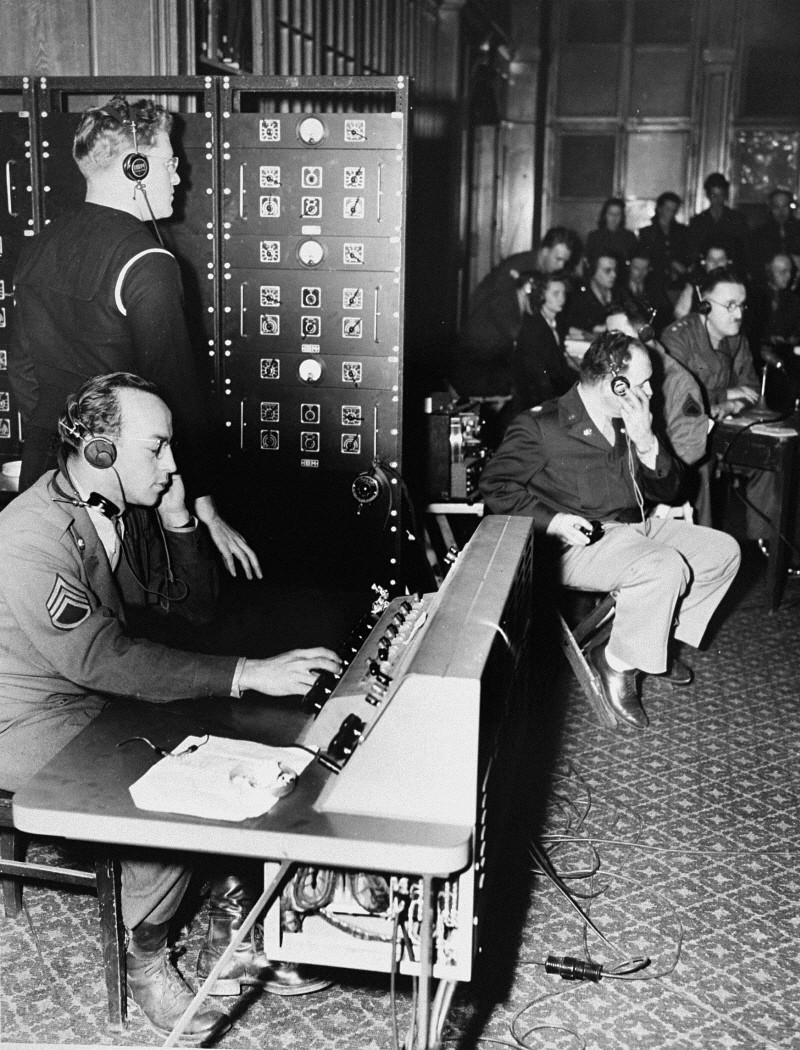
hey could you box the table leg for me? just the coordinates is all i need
[415,874,435,1049]
[163,859,292,1048]
[769,444,796,612]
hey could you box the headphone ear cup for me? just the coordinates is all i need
[83,437,117,470]
[122,152,149,182]
[697,299,712,316]
[611,375,630,396]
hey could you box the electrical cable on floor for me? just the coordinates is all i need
[491,763,688,1048]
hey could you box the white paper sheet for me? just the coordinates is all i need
[129,735,316,821]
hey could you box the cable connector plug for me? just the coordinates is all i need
[545,955,603,982]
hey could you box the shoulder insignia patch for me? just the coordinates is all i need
[682,394,703,417]
[47,574,91,631]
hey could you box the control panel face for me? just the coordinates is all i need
[219,112,405,475]
[0,108,34,454]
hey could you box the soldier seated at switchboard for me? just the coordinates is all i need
[0,372,342,1044]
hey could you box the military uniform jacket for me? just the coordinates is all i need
[648,342,709,466]
[0,471,238,740]
[660,312,759,408]
[479,385,680,530]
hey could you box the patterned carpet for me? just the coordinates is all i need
[2,548,800,1049]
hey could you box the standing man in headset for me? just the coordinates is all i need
[8,95,261,580]
[0,372,342,1044]
[479,331,741,730]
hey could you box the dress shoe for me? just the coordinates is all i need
[260,960,334,996]
[588,644,648,729]
[127,922,229,1046]
[197,874,333,997]
[651,655,694,687]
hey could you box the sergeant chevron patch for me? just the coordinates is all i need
[47,574,91,630]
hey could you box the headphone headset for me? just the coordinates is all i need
[697,297,712,316]
[97,97,166,248]
[122,148,150,183]
[61,401,118,469]
[100,98,150,183]
[635,306,658,345]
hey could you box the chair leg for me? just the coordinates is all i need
[0,827,23,917]
[558,611,618,729]
[94,857,127,1029]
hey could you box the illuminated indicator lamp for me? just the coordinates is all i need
[298,358,324,384]
[297,239,325,267]
[297,116,326,145]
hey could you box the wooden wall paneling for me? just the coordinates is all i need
[0,0,184,79]
[0,0,92,76]
[498,122,536,259]
[695,48,736,210]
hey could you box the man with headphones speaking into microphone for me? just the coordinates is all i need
[0,373,342,1043]
[480,331,741,730]
[9,95,261,581]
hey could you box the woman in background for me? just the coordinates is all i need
[586,197,638,267]
[511,270,576,414]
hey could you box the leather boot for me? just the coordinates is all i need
[197,874,333,997]
[126,921,229,1046]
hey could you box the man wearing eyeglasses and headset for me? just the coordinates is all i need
[9,94,262,583]
[0,373,343,1044]
[661,266,759,421]
[661,266,776,542]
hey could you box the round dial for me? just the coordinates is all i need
[298,358,324,384]
[297,239,325,267]
[297,116,326,145]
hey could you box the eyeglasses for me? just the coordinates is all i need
[148,152,179,174]
[704,297,747,314]
[118,437,176,459]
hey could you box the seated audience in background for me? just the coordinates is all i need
[622,247,673,334]
[661,267,774,542]
[564,253,618,337]
[0,372,342,1044]
[747,250,800,352]
[450,270,535,400]
[450,227,582,400]
[673,243,731,320]
[605,294,711,523]
[511,270,575,415]
[749,187,800,277]
[479,331,740,730]
[586,197,639,268]
[638,192,692,310]
[688,173,749,277]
